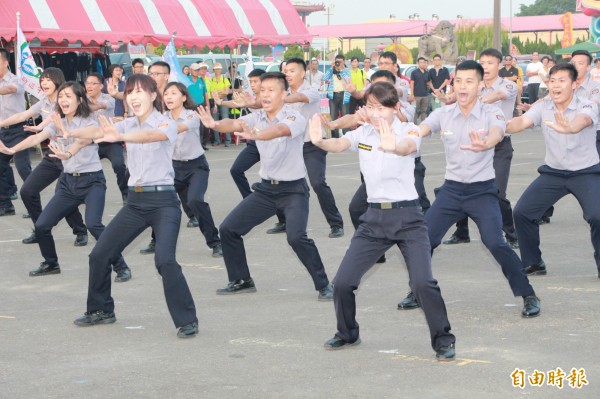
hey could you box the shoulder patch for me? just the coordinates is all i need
[506,84,514,90]
[187,114,194,120]
[496,114,505,121]
[592,89,599,95]
[583,104,593,109]
[358,143,372,151]
[407,130,420,137]
[286,116,296,121]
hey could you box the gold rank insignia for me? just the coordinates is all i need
[506,84,513,90]
[158,122,170,128]
[358,143,372,151]
[496,114,505,121]
[408,130,419,137]
[286,116,296,121]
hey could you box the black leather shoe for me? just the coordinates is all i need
[397,291,420,310]
[328,226,344,238]
[177,322,198,338]
[436,343,456,361]
[22,213,31,219]
[74,234,88,247]
[186,216,199,228]
[0,207,15,217]
[266,222,286,234]
[508,238,519,249]
[114,267,132,283]
[537,216,551,225]
[9,192,18,200]
[74,310,116,326]
[318,283,334,301]
[376,254,386,264]
[140,239,156,254]
[29,262,60,277]
[443,234,470,245]
[522,295,540,318]
[216,278,257,295]
[324,336,361,350]
[212,243,223,257]
[22,231,38,244]
[524,260,546,276]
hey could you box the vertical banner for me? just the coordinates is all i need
[15,26,43,99]
[561,12,574,48]
[161,37,191,86]
[244,39,254,79]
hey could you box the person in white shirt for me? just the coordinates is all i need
[525,52,544,103]
[305,58,324,90]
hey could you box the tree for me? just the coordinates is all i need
[455,23,508,57]
[344,47,366,61]
[283,44,304,60]
[516,0,576,16]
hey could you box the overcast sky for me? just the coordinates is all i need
[304,0,539,26]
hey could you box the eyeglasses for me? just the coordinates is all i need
[378,61,394,66]
[85,82,102,86]
[148,72,168,77]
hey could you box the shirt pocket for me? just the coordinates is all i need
[142,141,162,152]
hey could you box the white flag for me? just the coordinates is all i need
[16,26,43,100]
[244,40,254,79]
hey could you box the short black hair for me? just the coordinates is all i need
[480,48,503,62]
[107,64,123,77]
[455,60,484,80]
[433,54,442,59]
[248,68,266,78]
[417,57,427,63]
[260,72,289,91]
[286,57,306,71]
[350,56,359,62]
[571,49,593,65]
[364,81,399,108]
[40,67,65,90]
[149,61,170,74]
[380,51,397,63]
[86,72,104,84]
[131,58,144,67]
[370,69,396,84]
[595,58,600,64]
[56,82,91,118]
[541,55,550,63]
[164,82,196,110]
[335,54,345,60]
[549,62,578,82]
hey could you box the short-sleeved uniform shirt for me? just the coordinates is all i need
[481,77,518,120]
[114,109,178,186]
[423,101,506,183]
[574,77,600,129]
[523,96,599,171]
[286,81,320,142]
[102,79,126,117]
[410,68,431,97]
[167,108,203,161]
[45,116,101,173]
[343,118,421,203]
[238,107,307,181]
[28,95,56,121]
[90,93,116,119]
[0,72,25,120]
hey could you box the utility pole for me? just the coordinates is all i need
[493,0,502,50]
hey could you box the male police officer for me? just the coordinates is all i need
[197,72,334,301]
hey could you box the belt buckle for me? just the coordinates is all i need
[134,186,143,193]
[72,172,81,177]
[270,180,279,185]
[380,202,392,209]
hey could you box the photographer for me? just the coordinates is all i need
[323,54,351,137]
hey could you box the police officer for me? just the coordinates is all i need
[72,74,198,338]
[0,67,88,245]
[507,63,600,278]
[163,81,223,257]
[266,58,344,238]
[396,61,540,318]
[196,72,334,301]
[443,49,519,249]
[0,48,31,216]
[309,82,456,360]
[86,73,129,203]
[0,82,130,281]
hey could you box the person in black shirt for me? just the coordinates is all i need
[427,54,450,113]
[409,57,431,124]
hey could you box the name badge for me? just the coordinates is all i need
[358,143,372,151]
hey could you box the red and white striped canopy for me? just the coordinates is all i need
[0,0,311,48]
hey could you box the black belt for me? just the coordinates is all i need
[368,200,420,209]
[261,178,303,185]
[1,122,26,131]
[128,185,175,192]
[65,171,103,177]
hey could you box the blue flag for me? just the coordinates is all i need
[162,38,192,86]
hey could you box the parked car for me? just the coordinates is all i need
[108,53,161,76]
[177,54,247,72]
[237,61,281,77]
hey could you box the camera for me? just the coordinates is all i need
[335,61,341,67]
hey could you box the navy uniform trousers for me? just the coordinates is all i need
[513,164,600,272]
[348,157,431,230]
[426,179,535,297]
[35,172,127,270]
[452,137,517,241]
[20,155,87,235]
[277,142,344,229]
[87,190,197,327]
[98,142,128,197]
[230,141,259,198]
[173,155,220,248]
[333,204,455,351]
[219,179,330,290]
[0,125,31,208]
